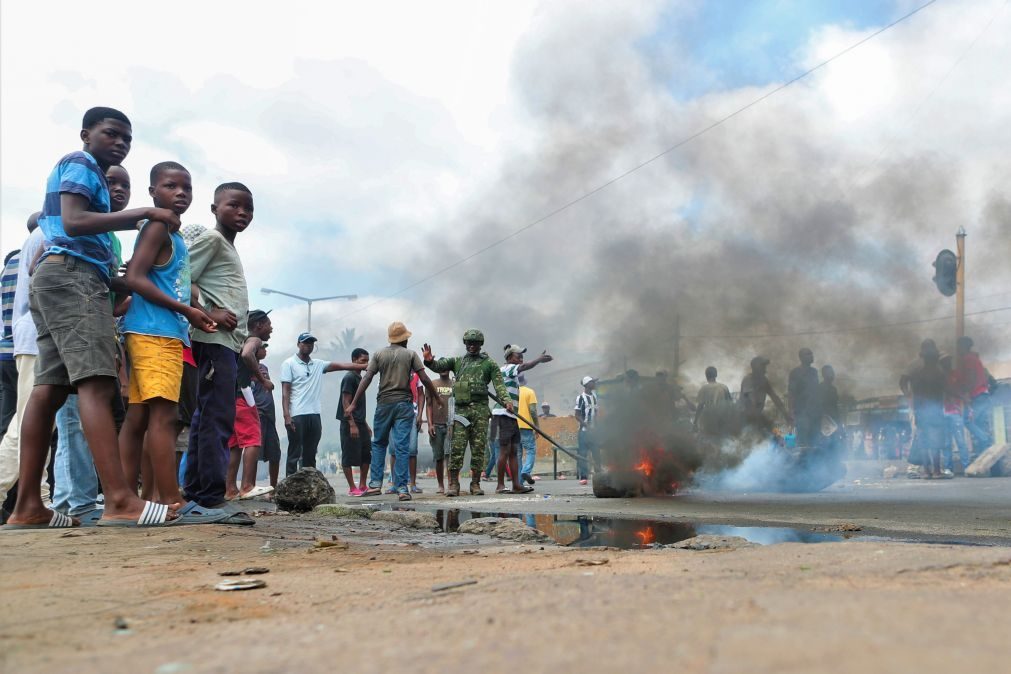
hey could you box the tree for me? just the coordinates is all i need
[325,327,365,358]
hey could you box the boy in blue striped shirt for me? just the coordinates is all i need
[6,108,184,529]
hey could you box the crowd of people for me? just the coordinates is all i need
[0,107,999,529]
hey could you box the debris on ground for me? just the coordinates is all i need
[456,517,553,543]
[667,535,756,551]
[573,558,610,566]
[431,579,478,592]
[370,510,440,530]
[214,579,267,592]
[882,465,899,479]
[274,468,336,513]
[312,536,349,550]
[814,523,863,532]
[313,504,376,518]
[965,444,1011,477]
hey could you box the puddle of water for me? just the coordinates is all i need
[393,508,849,548]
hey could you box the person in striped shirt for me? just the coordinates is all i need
[575,376,600,485]
[0,245,22,439]
[491,344,552,494]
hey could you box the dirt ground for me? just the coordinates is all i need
[3,505,1011,674]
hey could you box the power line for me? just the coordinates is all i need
[316,0,941,327]
[682,305,1011,340]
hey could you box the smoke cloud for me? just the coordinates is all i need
[421,0,1010,410]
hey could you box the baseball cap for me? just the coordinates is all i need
[581,376,595,386]
[247,309,271,324]
[504,344,527,357]
[297,331,317,344]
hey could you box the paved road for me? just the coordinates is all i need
[324,464,1011,544]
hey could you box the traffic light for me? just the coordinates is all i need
[933,249,957,297]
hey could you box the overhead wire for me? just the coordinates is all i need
[682,305,1011,340]
[313,0,943,329]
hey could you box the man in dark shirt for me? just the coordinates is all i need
[426,371,453,494]
[788,348,821,447]
[252,343,281,489]
[901,340,947,478]
[339,348,371,495]
[818,365,841,457]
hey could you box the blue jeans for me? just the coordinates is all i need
[965,393,992,450]
[409,414,419,458]
[485,442,498,478]
[369,401,413,493]
[577,430,600,480]
[520,428,537,477]
[945,413,970,471]
[52,395,100,515]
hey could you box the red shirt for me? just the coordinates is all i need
[943,371,963,416]
[958,352,988,398]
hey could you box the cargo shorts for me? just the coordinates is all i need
[30,255,118,387]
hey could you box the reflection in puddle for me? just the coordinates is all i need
[424,509,846,549]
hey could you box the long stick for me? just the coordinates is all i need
[488,393,582,462]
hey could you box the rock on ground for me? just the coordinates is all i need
[274,468,336,513]
[312,504,375,519]
[457,517,553,543]
[370,511,440,530]
[667,535,756,550]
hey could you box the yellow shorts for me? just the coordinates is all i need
[125,334,184,404]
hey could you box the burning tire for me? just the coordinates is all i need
[591,470,640,498]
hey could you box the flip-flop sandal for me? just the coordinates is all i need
[411,485,423,494]
[3,509,78,530]
[174,502,233,525]
[222,511,256,526]
[96,501,177,528]
[512,486,534,494]
[495,487,513,494]
[398,492,412,501]
[76,508,105,527]
[360,487,383,497]
[385,488,397,495]
[237,485,274,500]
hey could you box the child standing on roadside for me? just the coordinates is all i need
[6,108,185,529]
[118,162,224,524]
[183,183,254,511]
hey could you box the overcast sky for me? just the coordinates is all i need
[2,0,1010,420]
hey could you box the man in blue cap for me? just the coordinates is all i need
[281,331,366,476]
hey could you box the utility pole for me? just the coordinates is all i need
[955,227,966,341]
[673,313,681,379]
[260,288,357,332]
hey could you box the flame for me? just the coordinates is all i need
[634,526,656,547]
[634,456,655,477]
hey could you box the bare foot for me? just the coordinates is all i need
[7,502,80,527]
[101,495,180,523]
[225,489,240,500]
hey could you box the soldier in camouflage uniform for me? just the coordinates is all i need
[422,330,512,497]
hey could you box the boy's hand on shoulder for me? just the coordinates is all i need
[186,307,218,333]
[207,308,238,330]
[259,377,275,392]
[146,208,182,232]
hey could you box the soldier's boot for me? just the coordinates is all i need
[469,479,484,496]
[446,470,460,497]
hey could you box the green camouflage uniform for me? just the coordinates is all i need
[425,353,510,476]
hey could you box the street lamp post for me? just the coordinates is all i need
[261,288,357,332]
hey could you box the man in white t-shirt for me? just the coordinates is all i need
[491,344,552,494]
[280,332,366,476]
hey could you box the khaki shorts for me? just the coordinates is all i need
[30,255,118,387]
[126,334,184,403]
